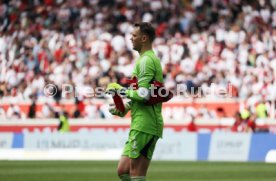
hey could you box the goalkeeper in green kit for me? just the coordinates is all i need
[106,22,169,181]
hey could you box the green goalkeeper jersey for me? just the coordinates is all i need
[126,50,164,138]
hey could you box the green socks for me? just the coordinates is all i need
[119,174,131,181]
[131,176,146,181]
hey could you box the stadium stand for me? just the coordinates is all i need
[0,0,275,132]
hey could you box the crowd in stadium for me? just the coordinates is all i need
[0,0,275,127]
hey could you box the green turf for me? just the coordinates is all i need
[0,161,275,181]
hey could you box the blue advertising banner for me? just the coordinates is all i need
[197,133,211,161]
[248,133,276,161]
[1,131,276,161]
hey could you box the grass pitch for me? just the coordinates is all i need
[0,161,275,181]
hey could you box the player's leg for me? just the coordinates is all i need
[118,140,131,181]
[117,156,131,181]
[130,154,150,179]
[128,130,159,180]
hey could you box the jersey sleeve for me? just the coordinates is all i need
[126,56,155,101]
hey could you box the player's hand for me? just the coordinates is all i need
[108,102,131,117]
[108,103,118,115]
[106,83,123,91]
[108,103,124,116]
[106,83,127,96]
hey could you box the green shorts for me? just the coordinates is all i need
[122,130,159,160]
